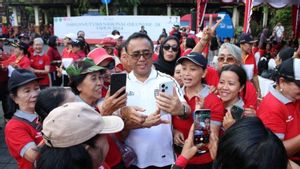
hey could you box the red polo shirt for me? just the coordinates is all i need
[62,47,79,61]
[258,87,300,161]
[30,53,50,86]
[241,81,258,109]
[172,85,224,165]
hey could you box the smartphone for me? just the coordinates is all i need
[158,81,174,115]
[110,73,127,97]
[230,105,244,120]
[193,109,211,154]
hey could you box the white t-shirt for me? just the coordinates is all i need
[125,67,185,168]
[274,25,284,38]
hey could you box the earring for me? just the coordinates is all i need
[280,88,283,92]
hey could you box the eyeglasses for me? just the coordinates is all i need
[217,56,236,63]
[128,50,153,60]
[163,44,179,52]
[103,61,115,70]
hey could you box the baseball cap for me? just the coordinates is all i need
[278,58,300,86]
[177,52,207,69]
[71,39,84,47]
[42,102,124,148]
[87,48,115,65]
[11,41,28,50]
[18,33,30,40]
[66,58,106,77]
[98,37,117,47]
[239,33,256,44]
[8,69,41,91]
[278,47,295,62]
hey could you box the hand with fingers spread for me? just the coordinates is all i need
[121,106,147,125]
[173,129,185,146]
[98,87,127,116]
[156,86,184,115]
[143,108,170,128]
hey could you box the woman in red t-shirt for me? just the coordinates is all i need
[30,37,50,89]
[47,36,62,86]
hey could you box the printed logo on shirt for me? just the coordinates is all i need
[127,91,134,96]
[286,115,294,122]
[38,60,44,64]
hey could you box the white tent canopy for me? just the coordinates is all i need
[243,0,300,8]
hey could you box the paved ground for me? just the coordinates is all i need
[0,102,18,169]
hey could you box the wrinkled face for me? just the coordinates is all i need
[181,60,204,88]
[99,59,115,83]
[240,43,252,54]
[217,71,243,105]
[33,42,43,54]
[13,81,40,112]
[77,71,103,104]
[163,39,179,62]
[87,134,109,169]
[217,48,238,70]
[127,38,153,79]
[280,78,300,102]
[173,64,183,87]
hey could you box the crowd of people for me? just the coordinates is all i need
[0,20,300,169]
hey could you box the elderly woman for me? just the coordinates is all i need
[30,37,50,88]
[154,36,181,76]
[37,102,124,169]
[66,58,127,169]
[216,43,258,110]
[258,58,300,165]
[5,69,42,169]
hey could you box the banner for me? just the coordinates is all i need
[196,0,208,33]
[243,0,253,33]
[54,16,180,43]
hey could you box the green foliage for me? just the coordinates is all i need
[268,6,293,39]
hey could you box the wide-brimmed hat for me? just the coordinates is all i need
[42,102,124,148]
[8,69,41,91]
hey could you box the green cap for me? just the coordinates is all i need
[66,58,106,77]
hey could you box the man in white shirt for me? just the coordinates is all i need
[273,22,284,43]
[121,32,191,169]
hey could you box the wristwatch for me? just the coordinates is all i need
[179,104,188,119]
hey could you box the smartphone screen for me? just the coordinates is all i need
[230,105,244,120]
[110,73,126,97]
[193,109,211,154]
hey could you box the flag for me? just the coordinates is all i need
[292,4,300,39]
[243,0,253,33]
[196,0,208,33]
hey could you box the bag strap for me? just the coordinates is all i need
[12,116,42,132]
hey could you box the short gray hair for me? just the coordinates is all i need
[33,37,44,45]
[218,43,242,64]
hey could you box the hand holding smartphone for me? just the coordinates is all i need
[230,105,244,120]
[158,81,174,115]
[193,109,211,154]
[110,73,127,97]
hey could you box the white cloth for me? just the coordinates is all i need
[125,68,185,168]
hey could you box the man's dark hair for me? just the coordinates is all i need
[124,32,153,53]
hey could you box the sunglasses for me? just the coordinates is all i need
[217,56,236,63]
[103,61,115,70]
[163,44,179,52]
[128,50,153,60]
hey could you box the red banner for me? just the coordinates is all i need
[243,0,253,33]
[292,4,300,39]
[196,0,208,33]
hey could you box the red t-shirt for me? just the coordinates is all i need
[205,66,219,88]
[30,54,50,86]
[241,81,258,109]
[47,46,61,72]
[242,53,258,77]
[258,88,300,161]
[62,47,79,61]
[1,55,31,69]
[5,119,43,169]
[172,86,224,165]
